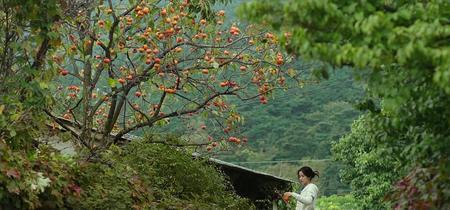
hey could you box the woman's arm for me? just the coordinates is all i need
[286,185,318,205]
[291,192,314,204]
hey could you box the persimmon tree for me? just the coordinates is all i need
[48,0,297,152]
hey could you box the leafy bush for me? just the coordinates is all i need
[1,136,254,209]
[0,142,80,209]
[69,137,254,209]
[317,194,362,210]
[332,115,402,209]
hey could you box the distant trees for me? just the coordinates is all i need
[219,69,362,159]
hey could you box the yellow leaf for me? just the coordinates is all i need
[287,68,296,77]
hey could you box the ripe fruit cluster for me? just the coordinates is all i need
[219,81,238,88]
[276,53,284,65]
[59,68,69,76]
[229,26,241,36]
[228,137,241,144]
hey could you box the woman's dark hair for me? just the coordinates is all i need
[298,166,319,179]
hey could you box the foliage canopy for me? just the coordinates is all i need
[240,0,450,208]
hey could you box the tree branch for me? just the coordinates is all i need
[113,91,235,142]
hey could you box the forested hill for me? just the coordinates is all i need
[206,0,366,163]
[216,68,364,162]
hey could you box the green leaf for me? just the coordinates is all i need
[39,82,49,89]
[47,31,59,39]
[287,68,296,77]
[9,129,16,137]
[108,78,117,87]
[212,62,220,69]
[211,110,219,116]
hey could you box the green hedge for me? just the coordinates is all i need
[69,138,254,209]
[317,194,362,210]
[1,137,254,209]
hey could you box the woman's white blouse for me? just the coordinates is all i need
[291,183,319,210]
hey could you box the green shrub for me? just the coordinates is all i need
[69,138,254,209]
[0,142,80,209]
[1,136,254,209]
[317,194,362,210]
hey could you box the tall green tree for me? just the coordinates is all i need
[239,0,450,208]
[332,114,405,209]
[0,0,62,148]
[0,1,87,209]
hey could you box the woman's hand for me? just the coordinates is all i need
[282,192,292,202]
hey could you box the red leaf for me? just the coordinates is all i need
[6,168,21,179]
[69,183,82,197]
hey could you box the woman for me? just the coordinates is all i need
[283,166,319,210]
